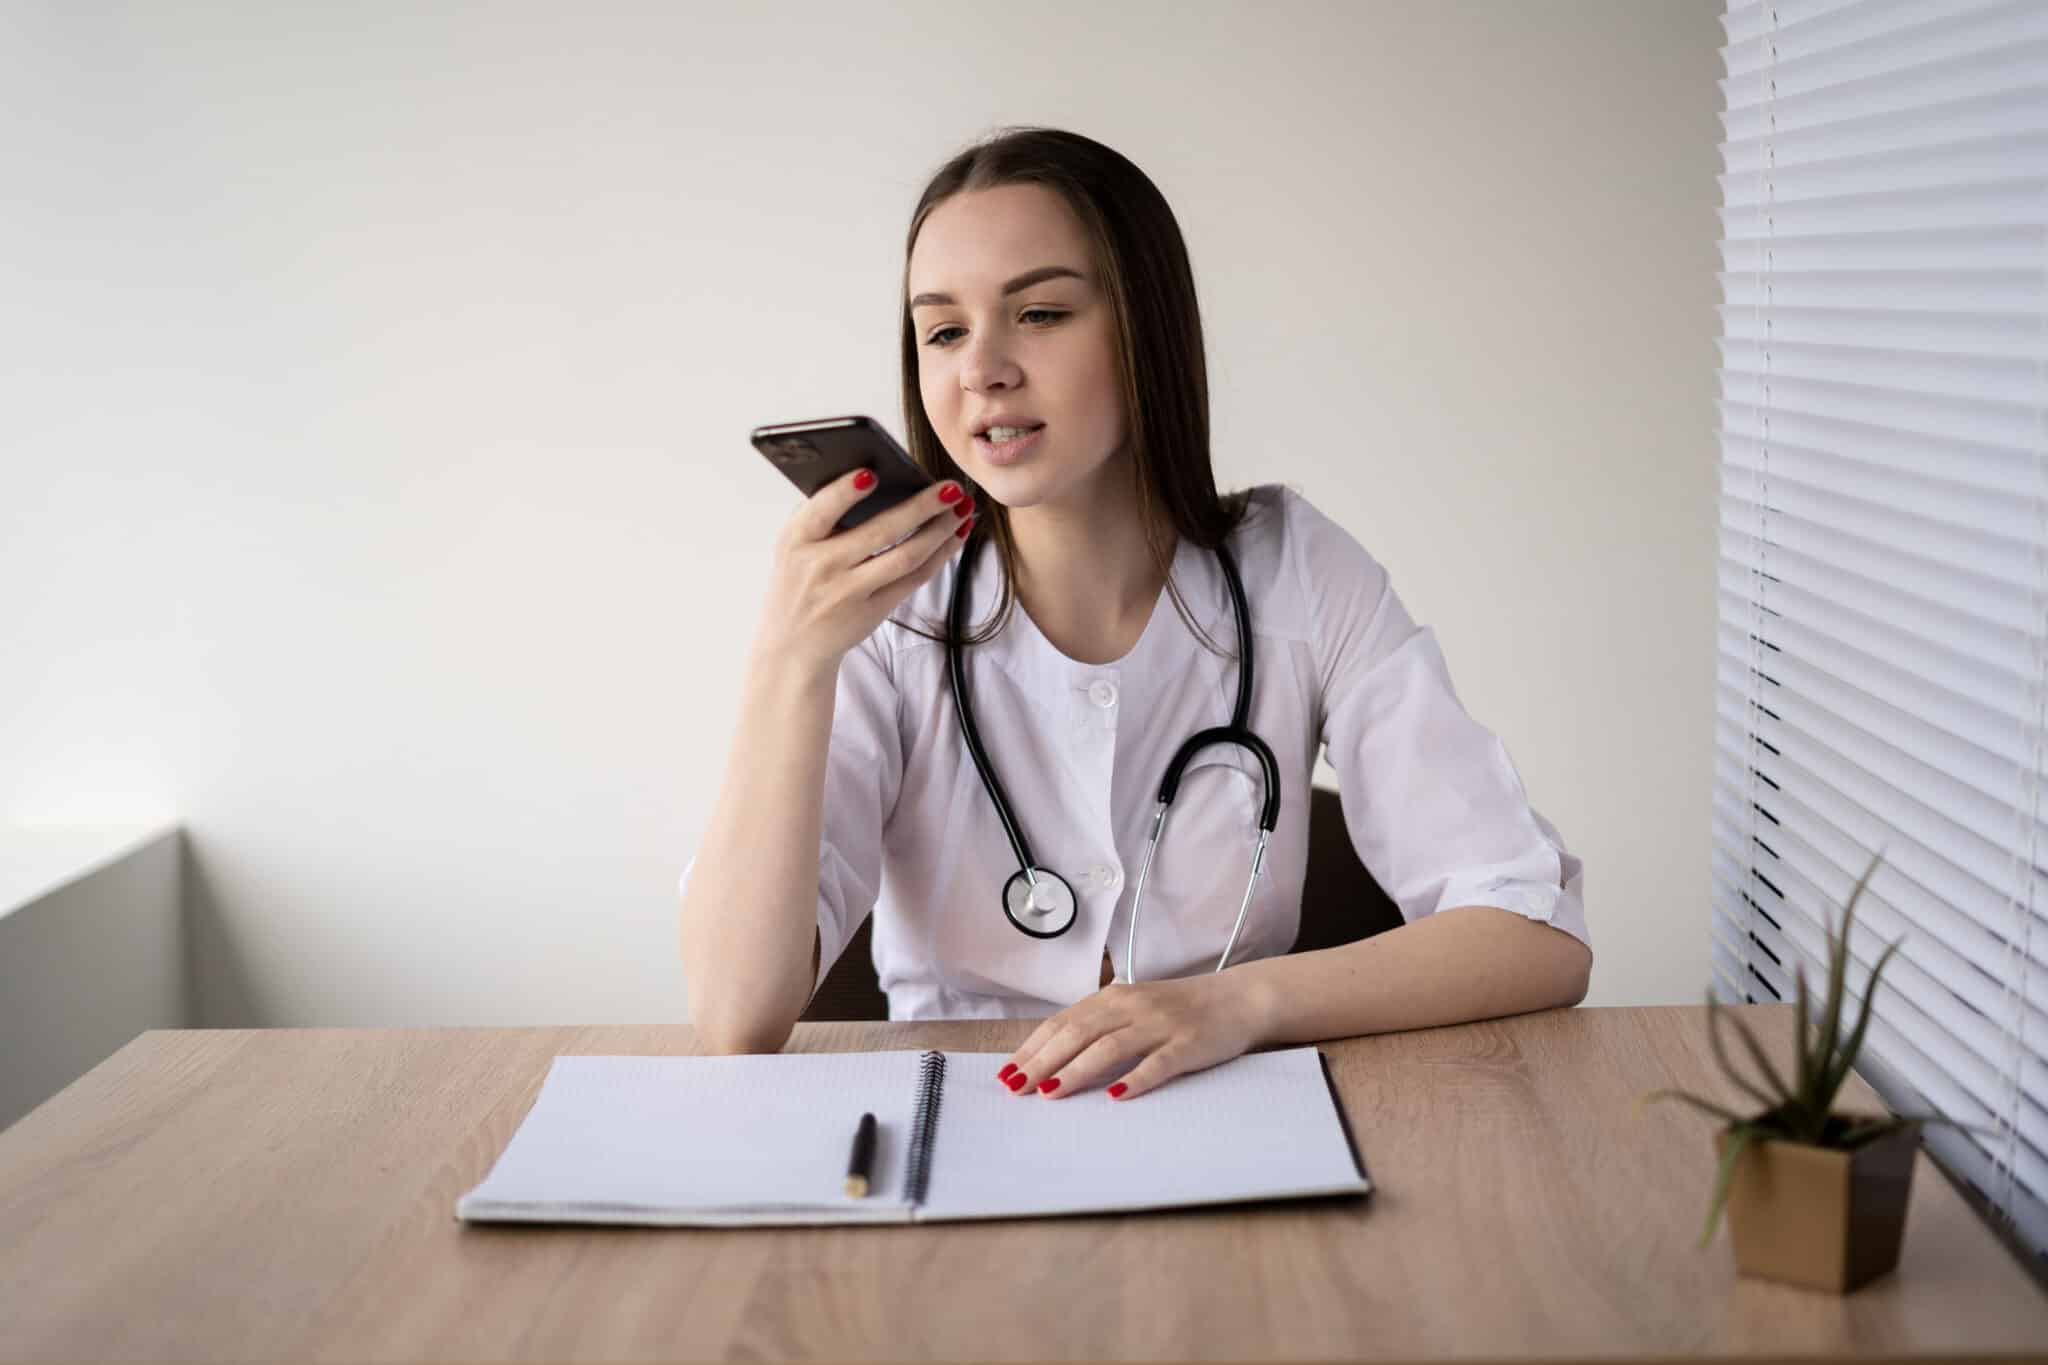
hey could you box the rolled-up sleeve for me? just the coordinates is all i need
[677,629,905,999]
[1294,495,1591,953]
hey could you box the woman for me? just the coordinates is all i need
[679,127,1590,1101]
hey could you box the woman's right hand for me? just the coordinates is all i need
[752,469,976,678]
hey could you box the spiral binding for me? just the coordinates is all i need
[904,1049,946,1206]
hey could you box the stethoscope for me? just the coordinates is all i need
[945,535,1280,984]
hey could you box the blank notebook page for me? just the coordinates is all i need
[455,1051,932,1225]
[917,1046,1369,1222]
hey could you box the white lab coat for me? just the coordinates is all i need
[682,483,1589,1020]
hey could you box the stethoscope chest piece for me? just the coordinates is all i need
[1002,867,1078,938]
[951,535,1273,971]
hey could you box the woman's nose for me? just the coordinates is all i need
[960,336,1021,393]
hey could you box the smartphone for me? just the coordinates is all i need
[751,415,935,535]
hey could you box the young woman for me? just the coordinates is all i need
[679,127,1590,1101]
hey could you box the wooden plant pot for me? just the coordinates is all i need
[1712,1118,1922,1293]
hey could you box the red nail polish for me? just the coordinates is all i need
[1108,1083,1127,1098]
[952,496,975,518]
[1037,1078,1061,1094]
[938,482,961,503]
[1006,1072,1028,1091]
[853,469,876,491]
[998,1063,1016,1081]
[956,516,974,540]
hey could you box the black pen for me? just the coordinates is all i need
[844,1111,878,1198]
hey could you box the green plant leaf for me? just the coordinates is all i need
[1637,1087,1749,1126]
[1707,989,1789,1110]
[1816,932,1904,1111]
[1816,850,1884,1098]
[1701,1123,1760,1248]
[1793,962,1816,1106]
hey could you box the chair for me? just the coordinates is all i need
[800,785,1405,1023]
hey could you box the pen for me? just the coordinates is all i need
[844,1111,878,1198]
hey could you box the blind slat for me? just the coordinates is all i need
[1724,86,2048,174]
[1720,175,2048,238]
[1720,270,2044,316]
[1720,498,2030,626]
[1708,820,2048,1098]
[1723,459,2036,576]
[1714,602,2037,787]
[1715,562,2029,720]
[1711,734,2048,980]
[1720,369,2044,453]
[1721,411,2038,503]
[1720,224,2043,274]
[1718,334,2043,403]
[1722,133,2048,210]
[1712,694,2048,954]
[1724,3,2046,100]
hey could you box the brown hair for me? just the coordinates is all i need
[894,126,1249,655]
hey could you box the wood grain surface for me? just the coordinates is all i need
[1,1005,2044,1363]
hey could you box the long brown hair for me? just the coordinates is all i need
[895,126,1249,655]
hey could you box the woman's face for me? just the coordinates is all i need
[908,183,1126,514]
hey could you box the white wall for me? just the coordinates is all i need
[0,0,1723,1025]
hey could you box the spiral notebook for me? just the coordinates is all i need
[454,1045,1371,1227]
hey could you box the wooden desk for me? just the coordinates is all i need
[1,1005,2044,1363]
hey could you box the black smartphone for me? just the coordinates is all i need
[751,415,935,534]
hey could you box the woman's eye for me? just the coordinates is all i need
[923,309,1067,348]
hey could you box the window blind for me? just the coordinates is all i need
[1714,0,2047,1272]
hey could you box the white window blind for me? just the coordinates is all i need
[1713,0,2047,1273]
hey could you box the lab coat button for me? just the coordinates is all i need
[1092,865,1119,889]
[1088,680,1118,708]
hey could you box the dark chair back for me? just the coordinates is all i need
[800,785,1404,1022]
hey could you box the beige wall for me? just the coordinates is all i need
[0,0,1724,1024]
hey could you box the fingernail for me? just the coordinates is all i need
[1005,1072,1028,1092]
[956,518,974,540]
[1108,1083,1128,1099]
[952,496,975,518]
[997,1063,1016,1081]
[853,470,876,491]
[1037,1078,1061,1094]
[938,482,961,503]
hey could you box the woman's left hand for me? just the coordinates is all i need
[995,970,1270,1101]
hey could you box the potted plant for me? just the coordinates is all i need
[1637,848,1999,1293]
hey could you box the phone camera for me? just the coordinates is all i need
[773,437,819,466]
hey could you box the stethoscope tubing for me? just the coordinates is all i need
[946,535,1038,876]
[947,531,1280,978]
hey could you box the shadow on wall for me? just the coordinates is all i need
[181,833,261,1028]
[0,825,185,1132]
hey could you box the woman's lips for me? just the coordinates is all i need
[973,424,1045,466]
